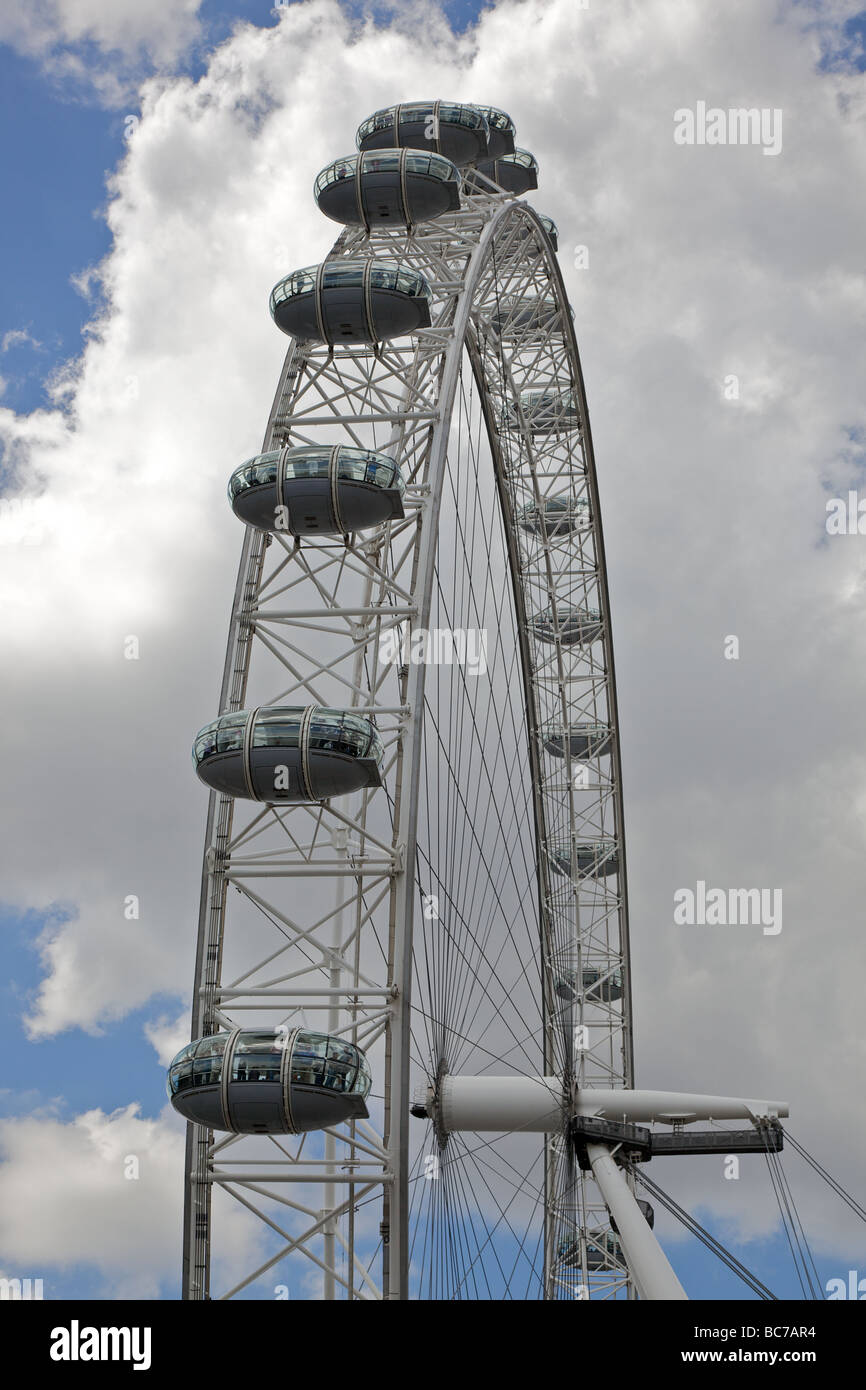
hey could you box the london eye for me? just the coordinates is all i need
[172,99,789,1301]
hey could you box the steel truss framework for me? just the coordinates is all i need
[182,173,634,1301]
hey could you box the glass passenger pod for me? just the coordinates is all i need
[192,706,385,802]
[539,214,559,252]
[515,213,559,255]
[228,445,405,535]
[551,839,619,880]
[554,967,624,1004]
[504,389,581,437]
[314,149,461,228]
[541,721,612,759]
[530,604,602,646]
[518,494,589,538]
[471,104,516,159]
[611,1201,654,1235]
[166,1029,372,1134]
[557,1230,621,1271]
[490,294,563,338]
[476,148,539,194]
[269,260,432,344]
[356,101,489,168]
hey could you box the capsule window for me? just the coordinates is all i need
[367,266,396,292]
[252,714,300,749]
[310,719,366,758]
[285,451,329,481]
[169,1062,194,1093]
[232,1033,283,1083]
[193,730,218,764]
[292,1032,328,1086]
[364,152,400,173]
[323,1060,353,1092]
[330,159,356,183]
[324,264,365,288]
[250,459,278,487]
[286,269,315,296]
[216,722,245,755]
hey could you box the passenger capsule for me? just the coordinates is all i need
[166,1029,372,1133]
[228,445,405,535]
[472,105,516,159]
[538,214,559,252]
[530,605,602,645]
[551,839,619,880]
[490,294,563,337]
[314,150,461,228]
[503,389,581,436]
[514,214,559,255]
[518,495,589,538]
[611,1201,654,1235]
[476,148,539,194]
[554,967,624,1003]
[192,706,385,801]
[270,260,432,344]
[357,101,489,167]
[541,722,612,758]
[557,1230,621,1270]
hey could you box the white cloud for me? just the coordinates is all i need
[0,0,205,103]
[1,329,42,354]
[0,1104,264,1296]
[1,0,865,1280]
[144,1011,190,1067]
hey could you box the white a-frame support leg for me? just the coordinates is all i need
[586,1143,687,1301]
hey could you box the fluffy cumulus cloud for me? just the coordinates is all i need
[0,1103,264,1297]
[143,1010,190,1067]
[0,0,205,103]
[1,0,866,1284]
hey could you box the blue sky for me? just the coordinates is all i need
[0,0,487,418]
[1,0,865,1302]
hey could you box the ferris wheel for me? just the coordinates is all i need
[168,100,788,1301]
